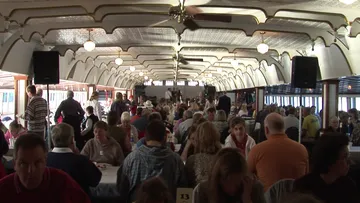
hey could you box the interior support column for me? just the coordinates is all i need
[322,80,339,128]
[14,75,29,127]
[87,84,96,100]
[255,87,265,113]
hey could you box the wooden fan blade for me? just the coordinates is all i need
[179,58,189,65]
[183,19,200,31]
[183,58,203,62]
[194,14,232,23]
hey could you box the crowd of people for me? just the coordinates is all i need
[0,86,359,203]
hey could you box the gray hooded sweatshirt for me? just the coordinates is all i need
[117,144,187,202]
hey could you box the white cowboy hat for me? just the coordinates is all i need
[144,100,153,108]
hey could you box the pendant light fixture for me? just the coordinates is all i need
[139,72,144,76]
[257,32,269,54]
[83,29,96,52]
[144,76,149,80]
[115,51,123,65]
[129,60,135,71]
[231,52,238,67]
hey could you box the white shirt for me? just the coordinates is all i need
[81,117,93,136]
[52,147,73,153]
[86,100,102,120]
[284,114,300,130]
[165,90,172,99]
[224,134,256,159]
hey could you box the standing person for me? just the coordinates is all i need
[86,91,102,121]
[21,85,48,138]
[204,96,216,110]
[217,92,231,116]
[165,88,172,104]
[111,92,128,123]
[302,107,320,139]
[0,134,91,202]
[55,90,85,149]
[247,113,309,191]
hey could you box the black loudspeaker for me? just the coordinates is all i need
[291,56,319,88]
[205,86,216,97]
[33,51,60,84]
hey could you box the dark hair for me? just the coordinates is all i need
[148,112,162,122]
[209,148,247,203]
[311,133,349,174]
[348,108,358,119]
[178,108,185,119]
[107,111,119,126]
[14,134,47,159]
[26,85,36,95]
[230,117,246,128]
[94,121,108,131]
[136,107,143,116]
[207,107,216,113]
[208,96,214,103]
[288,107,296,115]
[136,177,172,203]
[159,110,167,121]
[146,120,166,142]
[86,106,94,114]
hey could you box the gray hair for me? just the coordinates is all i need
[215,110,227,122]
[121,112,131,122]
[184,110,193,119]
[67,90,74,98]
[51,123,74,147]
[330,116,339,122]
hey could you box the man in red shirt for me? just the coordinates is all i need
[0,133,90,203]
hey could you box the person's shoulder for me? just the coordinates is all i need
[0,173,15,188]
[294,173,316,190]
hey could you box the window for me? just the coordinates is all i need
[153,81,163,86]
[177,81,185,86]
[165,81,174,86]
[188,81,198,86]
[198,81,204,86]
[144,81,152,86]
[284,97,290,106]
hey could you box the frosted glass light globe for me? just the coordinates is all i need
[83,40,95,52]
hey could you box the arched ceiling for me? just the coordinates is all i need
[0,0,360,90]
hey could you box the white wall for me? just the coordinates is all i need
[144,86,205,99]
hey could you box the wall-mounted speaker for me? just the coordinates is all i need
[33,51,60,84]
[291,56,320,88]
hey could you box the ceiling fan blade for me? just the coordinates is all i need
[182,58,204,62]
[180,67,196,70]
[179,58,189,65]
[183,19,200,31]
[148,19,171,27]
[194,14,232,23]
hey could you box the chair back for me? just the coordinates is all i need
[264,179,294,203]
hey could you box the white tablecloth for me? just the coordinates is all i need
[90,166,120,197]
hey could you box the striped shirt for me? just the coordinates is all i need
[25,96,48,132]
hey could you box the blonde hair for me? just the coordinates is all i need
[241,104,247,111]
[193,121,222,154]
[90,91,99,101]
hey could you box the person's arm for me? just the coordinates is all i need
[116,164,130,202]
[247,148,257,175]
[82,156,102,187]
[81,119,93,136]
[131,126,139,142]
[302,117,309,137]
[80,141,91,158]
[96,102,102,120]
[24,101,35,121]
[177,156,188,188]
[0,131,9,156]
[77,102,85,117]
[54,101,63,123]
[181,140,192,161]
[115,143,125,166]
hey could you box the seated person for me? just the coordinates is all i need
[107,111,130,155]
[294,133,359,203]
[81,106,99,142]
[224,117,256,159]
[136,112,175,151]
[47,123,102,195]
[4,120,27,144]
[81,121,124,166]
[135,177,173,203]
[119,112,138,145]
[193,148,265,203]
[117,120,187,202]
[0,134,90,202]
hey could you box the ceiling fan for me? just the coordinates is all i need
[155,52,203,65]
[149,0,232,31]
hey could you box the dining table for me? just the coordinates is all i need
[90,165,120,198]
